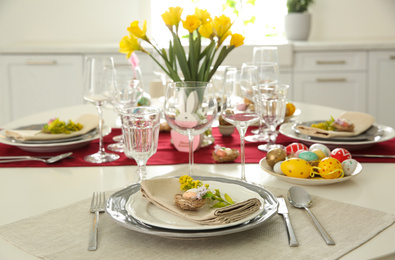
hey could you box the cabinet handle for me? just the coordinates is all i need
[316,78,347,83]
[316,60,346,65]
[390,56,395,60]
[25,60,57,65]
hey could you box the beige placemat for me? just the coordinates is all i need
[0,187,394,260]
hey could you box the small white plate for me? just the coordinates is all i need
[0,126,111,153]
[259,158,362,186]
[125,180,265,230]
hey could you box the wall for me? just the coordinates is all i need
[0,0,395,47]
[309,0,395,41]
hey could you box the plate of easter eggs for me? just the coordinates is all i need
[259,142,363,185]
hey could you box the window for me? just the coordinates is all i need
[149,0,287,45]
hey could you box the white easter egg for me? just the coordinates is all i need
[309,144,331,157]
[273,161,284,174]
[342,159,358,176]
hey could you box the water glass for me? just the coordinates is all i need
[120,106,161,182]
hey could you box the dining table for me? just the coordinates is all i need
[0,101,394,260]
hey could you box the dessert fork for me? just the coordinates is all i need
[88,191,106,251]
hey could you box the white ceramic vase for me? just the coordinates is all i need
[284,13,311,41]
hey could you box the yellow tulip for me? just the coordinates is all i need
[230,33,245,47]
[194,8,211,24]
[198,22,214,39]
[119,35,140,59]
[161,6,183,30]
[127,20,148,41]
[182,15,201,33]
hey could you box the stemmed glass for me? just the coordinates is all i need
[220,66,260,182]
[256,84,289,152]
[120,106,161,182]
[83,56,120,163]
[163,82,217,176]
[244,62,279,142]
[108,65,143,152]
[247,46,280,140]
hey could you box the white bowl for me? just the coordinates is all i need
[218,125,235,136]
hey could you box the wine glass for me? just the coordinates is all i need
[256,84,289,152]
[220,66,260,182]
[163,82,217,176]
[244,62,280,142]
[120,106,161,182]
[248,46,280,139]
[108,65,144,152]
[83,56,120,163]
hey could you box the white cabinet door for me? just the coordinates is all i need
[0,55,83,125]
[368,51,395,128]
[293,72,367,112]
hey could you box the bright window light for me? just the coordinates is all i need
[150,0,287,45]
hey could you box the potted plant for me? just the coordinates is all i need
[284,0,314,41]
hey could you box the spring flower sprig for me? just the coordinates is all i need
[39,118,83,134]
[119,6,245,82]
[179,175,235,208]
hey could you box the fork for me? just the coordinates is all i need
[88,192,106,251]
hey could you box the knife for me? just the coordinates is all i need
[278,196,299,247]
[352,154,395,158]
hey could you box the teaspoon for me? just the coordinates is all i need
[287,186,335,245]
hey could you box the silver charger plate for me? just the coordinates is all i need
[280,122,395,150]
[0,126,111,153]
[106,176,278,239]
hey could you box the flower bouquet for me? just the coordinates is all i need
[119,6,244,83]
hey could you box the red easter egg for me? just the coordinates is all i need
[330,148,352,162]
[285,143,308,155]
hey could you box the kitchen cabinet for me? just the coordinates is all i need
[292,51,368,112]
[0,55,83,125]
[368,51,395,128]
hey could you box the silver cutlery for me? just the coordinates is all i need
[88,191,106,251]
[277,196,299,247]
[288,186,335,245]
[0,152,73,164]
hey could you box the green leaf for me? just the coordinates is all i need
[224,193,235,204]
[172,32,191,80]
[212,202,227,208]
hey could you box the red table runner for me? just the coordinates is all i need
[1,127,395,167]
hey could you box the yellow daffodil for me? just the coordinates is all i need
[199,22,214,39]
[230,33,245,47]
[119,35,140,59]
[119,7,243,82]
[182,15,201,34]
[127,21,148,41]
[213,15,232,40]
[194,8,211,24]
[161,6,183,31]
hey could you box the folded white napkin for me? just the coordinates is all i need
[5,114,99,141]
[140,178,262,225]
[295,111,375,138]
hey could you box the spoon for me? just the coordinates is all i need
[287,186,336,245]
[0,152,73,164]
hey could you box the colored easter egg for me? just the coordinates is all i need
[298,151,319,161]
[273,161,284,174]
[317,157,344,179]
[280,158,311,178]
[309,144,331,157]
[266,148,287,168]
[285,143,308,156]
[331,148,352,163]
[311,149,326,160]
[342,159,358,176]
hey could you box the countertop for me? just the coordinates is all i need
[1,39,395,54]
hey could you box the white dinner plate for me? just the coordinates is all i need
[259,158,362,186]
[106,175,278,239]
[125,180,265,231]
[279,122,395,150]
[0,126,111,153]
